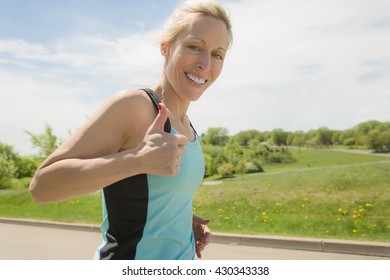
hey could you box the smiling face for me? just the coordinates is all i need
[161,15,230,102]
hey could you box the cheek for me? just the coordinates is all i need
[211,61,224,80]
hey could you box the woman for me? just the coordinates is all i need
[29,0,232,260]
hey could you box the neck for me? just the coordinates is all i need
[152,83,190,124]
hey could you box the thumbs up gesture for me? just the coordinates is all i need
[137,103,189,176]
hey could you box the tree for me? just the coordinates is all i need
[271,129,288,146]
[0,154,17,188]
[25,124,60,158]
[291,131,306,150]
[0,142,18,162]
[201,127,229,146]
[316,127,333,146]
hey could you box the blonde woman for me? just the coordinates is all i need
[30,0,232,260]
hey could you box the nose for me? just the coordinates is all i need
[198,53,210,70]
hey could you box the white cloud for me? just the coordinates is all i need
[1,0,389,154]
[0,30,164,154]
[189,0,390,134]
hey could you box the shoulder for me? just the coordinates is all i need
[103,89,155,112]
[64,89,156,155]
[94,89,156,125]
[100,89,158,149]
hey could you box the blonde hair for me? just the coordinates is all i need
[161,0,233,48]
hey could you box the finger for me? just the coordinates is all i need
[175,134,189,147]
[193,215,210,225]
[149,102,169,132]
[202,232,212,245]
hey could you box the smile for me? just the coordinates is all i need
[185,73,207,85]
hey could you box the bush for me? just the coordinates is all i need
[14,156,40,178]
[252,159,265,172]
[0,154,17,189]
[217,162,235,178]
[343,137,356,147]
[245,162,259,173]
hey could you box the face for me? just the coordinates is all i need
[161,15,230,102]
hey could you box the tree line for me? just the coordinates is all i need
[200,120,390,177]
[1,120,389,188]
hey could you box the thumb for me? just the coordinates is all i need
[193,215,210,226]
[150,103,168,132]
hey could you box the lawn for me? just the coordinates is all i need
[1,149,389,242]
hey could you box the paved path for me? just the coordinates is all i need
[0,222,387,260]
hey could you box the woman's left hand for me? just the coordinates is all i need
[193,215,212,258]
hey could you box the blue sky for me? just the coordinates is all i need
[1,0,389,155]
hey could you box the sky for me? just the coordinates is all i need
[1,0,389,155]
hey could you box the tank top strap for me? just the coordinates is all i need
[141,88,171,133]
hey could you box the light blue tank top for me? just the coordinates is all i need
[94,128,205,260]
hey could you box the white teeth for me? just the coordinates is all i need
[186,73,206,85]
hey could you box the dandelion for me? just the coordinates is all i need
[337,217,342,222]
[352,229,358,233]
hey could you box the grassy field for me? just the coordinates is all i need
[1,149,389,242]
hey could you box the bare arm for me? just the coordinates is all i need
[29,90,188,204]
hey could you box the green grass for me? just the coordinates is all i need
[0,190,102,224]
[1,149,389,242]
[263,148,387,173]
[194,152,390,242]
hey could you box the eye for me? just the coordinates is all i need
[188,45,200,51]
[212,52,224,60]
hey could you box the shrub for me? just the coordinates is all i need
[343,137,356,147]
[217,162,235,178]
[14,156,40,178]
[0,154,17,189]
[245,162,259,173]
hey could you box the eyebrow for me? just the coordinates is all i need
[188,36,227,52]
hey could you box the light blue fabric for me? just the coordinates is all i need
[134,129,205,259]
[95,128,205,260]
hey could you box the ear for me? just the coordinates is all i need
[160,42,169,57]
